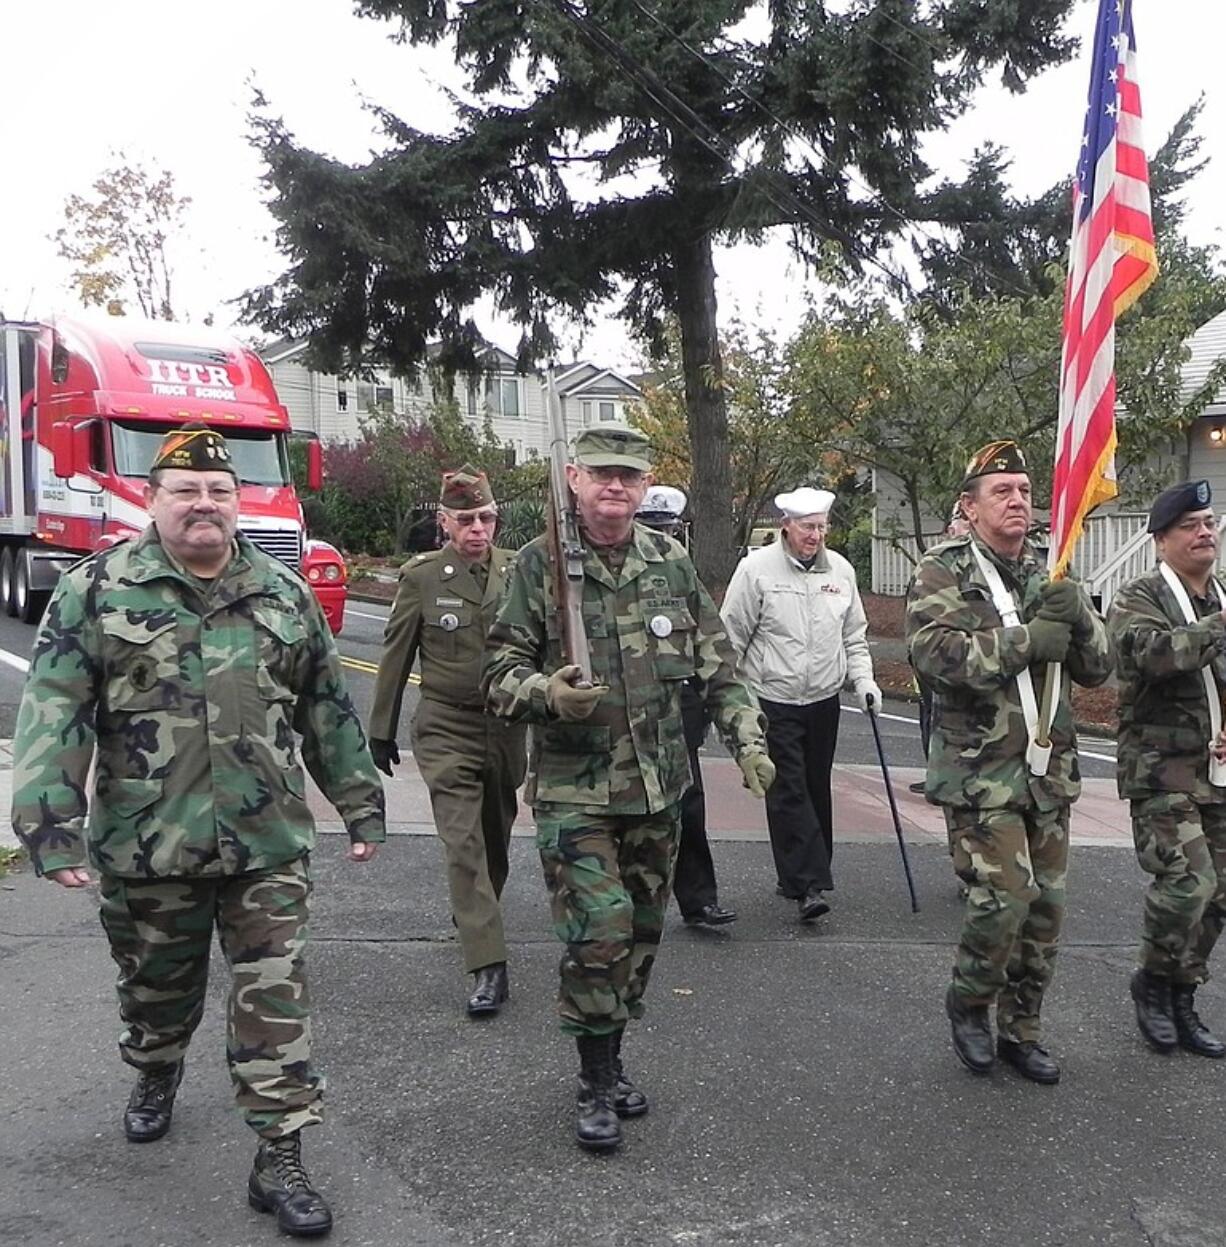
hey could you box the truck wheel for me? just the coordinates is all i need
[0,548,16,618]
[14,555,47,625]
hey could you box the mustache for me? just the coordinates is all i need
[185,513,227,529]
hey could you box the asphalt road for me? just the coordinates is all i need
[0,597,1120,780]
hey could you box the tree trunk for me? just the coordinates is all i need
[673,233,736,592]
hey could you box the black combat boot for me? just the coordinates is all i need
[609,1028,648,1118]
[248,1131,333,1238]
[467,963,509,1017]
[1130,969,1178,1052]
[123,1061,184,1143]
[1171,984,1226,1058]
[996,1038,1061,1085]
[575,1034,622,1152]
[944,984,994,1074]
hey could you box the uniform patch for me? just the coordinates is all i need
[129,657,159,692]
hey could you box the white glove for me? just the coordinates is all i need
[855,680,883,713]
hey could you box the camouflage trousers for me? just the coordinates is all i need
[97,856,322,1139]
[945,804,1069,1043]
[535,803,681,1036]
[1130,794,1226,985]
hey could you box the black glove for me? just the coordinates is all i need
[370,738,400,777]
[1037,578,1085,626]
[1027,618,1072,664]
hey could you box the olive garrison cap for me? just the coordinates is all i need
[1148,479,1212,534]
[440,463,495,510]
[961,439,1028,487]
[150,423,235,476]
[572,424,653,472]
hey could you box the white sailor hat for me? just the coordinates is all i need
[637,485,688,517]
[774,486,835,519]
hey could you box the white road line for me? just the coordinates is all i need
[0,647,30,673]
[345,608,390,622]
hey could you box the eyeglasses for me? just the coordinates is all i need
[159,484,238,504]
[581,466,646,486]
[788,519,828,535]
[448,510,498,528]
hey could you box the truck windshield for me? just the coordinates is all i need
[112,423,290,486]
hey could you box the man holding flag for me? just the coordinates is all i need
[906,443,1111,1083]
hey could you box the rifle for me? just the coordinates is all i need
[545,375,593,684]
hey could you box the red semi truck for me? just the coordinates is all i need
[0,315,347,629]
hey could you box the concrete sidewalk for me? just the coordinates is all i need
[0,736,1133,853]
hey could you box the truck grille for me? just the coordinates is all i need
[241,527,303,571]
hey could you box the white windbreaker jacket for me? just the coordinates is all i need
[720,540,873,706]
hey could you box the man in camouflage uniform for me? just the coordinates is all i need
[1108,480,1226,1058]
[12,424,385,1239]
[906,440,1111,1084]
[369,464,527,1017]
[482,425,773,1152]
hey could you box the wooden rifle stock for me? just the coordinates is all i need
[545,376,593,685]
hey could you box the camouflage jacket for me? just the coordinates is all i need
[369,544,517,738]
[12,526,385,879]
[905,534,1112,812]
[481,524,767,815]
[1108,566,1226,803]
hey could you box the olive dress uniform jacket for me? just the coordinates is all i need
[369,545,519,735]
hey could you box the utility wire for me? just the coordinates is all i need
[622,0,1042,302]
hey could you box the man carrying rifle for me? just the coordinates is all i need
[482,423,772,1153]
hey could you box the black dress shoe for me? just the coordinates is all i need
[944,984,993,1074]
[907,780,926,794]
[798,889,830,922]
[124,1062,184,1143]
[683,903,737,927]
[1172,984,1226,1057]
[467,963,509,1017]
[1130,969,1177,1051]
[996,1038,1061,1084]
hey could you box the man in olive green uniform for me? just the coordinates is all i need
[482,425,774,1153]
[369,465,527,1017]
[11,424,385,1239]
[1108,480,1226,1059]
[906,440,1112,1085]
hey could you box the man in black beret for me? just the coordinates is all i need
[1107,479,1226,1059]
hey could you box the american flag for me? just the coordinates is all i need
[1050,0,1158,576]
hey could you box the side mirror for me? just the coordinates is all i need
[51,421,88,479]
[306,439,324,492]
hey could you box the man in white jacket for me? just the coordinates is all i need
[721,487,881,921]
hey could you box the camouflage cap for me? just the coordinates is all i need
[961,439,1028,487]
[1148,479,1212,534]
[150,423,235,476]
[440,463,495,510]
[573,424,653,471]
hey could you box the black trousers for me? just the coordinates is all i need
[672,683,720,917]
[760,695,840,897]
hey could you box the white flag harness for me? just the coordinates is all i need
[1158,561,1226,787]
[969,543,1054,777]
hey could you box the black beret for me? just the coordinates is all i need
[1148,479,1212,534]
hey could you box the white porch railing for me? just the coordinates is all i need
[871,510,1153,600]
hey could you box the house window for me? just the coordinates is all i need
[375,385,394,409]
[336,387,348,412]
[486,375,521,418]
[466,380,478,418]
[599,401,616,422]
[581,401,592,425]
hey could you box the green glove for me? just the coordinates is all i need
[1028,618,1072,664]
[738,750,776,798]
[546,664,609,722]
[1037,578,1085,626]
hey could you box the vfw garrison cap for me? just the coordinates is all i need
[961,439,1028,487]
[151,423,235,476]
[1148,479,1212,534]
[572,424,653,472]
[440,463,495,510]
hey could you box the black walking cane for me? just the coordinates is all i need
[865,696,920,913]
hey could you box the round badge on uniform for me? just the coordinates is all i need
[129,657,158,692]
[443,564,455,575]
[649,614,673,638]
[440,612,460,632]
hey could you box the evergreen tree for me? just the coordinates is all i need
[244,0,1078,586]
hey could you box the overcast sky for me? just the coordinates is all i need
[3,0,1221,372]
